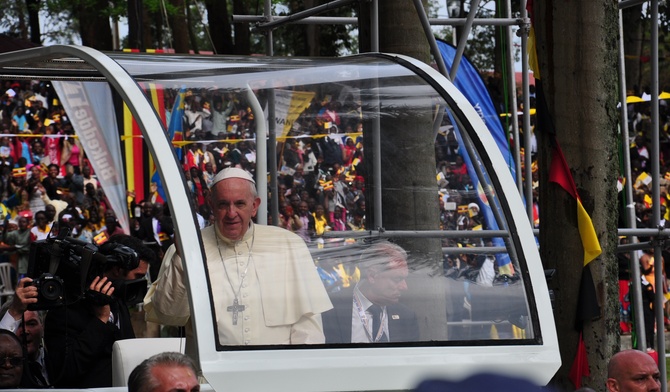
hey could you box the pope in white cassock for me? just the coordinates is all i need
[144,167,333,345]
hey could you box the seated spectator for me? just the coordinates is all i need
[29,210,50,241]
[102,210,125,240]
[322,241,419,343]
[0,216,31,275]
[128,352,199,392]
[41,164,61,201]
[313,204,330,236]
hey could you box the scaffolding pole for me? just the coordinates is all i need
[255,0,358,30]
[649,1,667,389]
[450,0,481,81]
[617,6,646,351]
[411,0,449,79]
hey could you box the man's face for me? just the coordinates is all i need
[150,364,200,392]
[124,260,149,281]
[142,202,154,217]
[17,217,28,231]
[209,178,259,241]
[17,311,43,360]
[299,201,309,216]
[290,196,300,210]
[48,165,59,178]
[35,213,48,230]
[367,260,409,305]
[105,212,117,226]
[45,205,56,221]
[0,335,23,388]
[607,352,660,392]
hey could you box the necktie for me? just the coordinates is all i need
[369,304,388,342]
[29,360,47,387]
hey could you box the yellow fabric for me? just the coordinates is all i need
[490,324,499,339]
[577,199,602,266]
[334,263,360,289]
[313,213,328,236]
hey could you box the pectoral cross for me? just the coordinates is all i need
[227,298,246,325]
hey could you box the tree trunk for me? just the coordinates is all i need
[14,1,28,41]
[534,1,620,390]
[168,0,191,53]
[205,0,233,54]
[375,0,446,340]
[185,2,199,53]
[26,0,41,45]
[77,0,113,50]
[622,5,643,95]
[232,0,250,55]
[304,0,320,57]
[379,0,430,63]
[127,0,142,50]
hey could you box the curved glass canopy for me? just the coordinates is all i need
[0,46,559,391]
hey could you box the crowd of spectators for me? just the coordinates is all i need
[616,91,670,344]
[175,89,368,245]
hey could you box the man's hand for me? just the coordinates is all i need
[8,277,38,319]
[89,276,114,323]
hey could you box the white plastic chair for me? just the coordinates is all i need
[0,263,14,306]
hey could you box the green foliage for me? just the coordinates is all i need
[433,1,498,71]
[189,2,214,52]
[0,0,26,36]
[250,0,355,56]
[632,4,670,90]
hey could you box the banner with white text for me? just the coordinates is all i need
[53,81,129,234]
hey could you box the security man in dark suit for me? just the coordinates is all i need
[322,241,419,343]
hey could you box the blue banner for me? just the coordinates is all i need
[436,40,515,178]
[437,40,514,275]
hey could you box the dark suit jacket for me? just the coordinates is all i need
[322,288,420,344]
[137,216,174,251]
[44,296,135,388]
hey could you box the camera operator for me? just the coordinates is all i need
[43,234,151,388]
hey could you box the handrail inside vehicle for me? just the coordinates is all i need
[0,46,559,391]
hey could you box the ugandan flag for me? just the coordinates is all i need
[123,83,166,203]
[549,141,602,389]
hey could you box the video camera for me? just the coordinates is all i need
[26,229,147,310]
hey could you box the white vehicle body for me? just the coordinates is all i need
[0,45,560,392]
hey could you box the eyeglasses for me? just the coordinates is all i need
[0,356,23,367]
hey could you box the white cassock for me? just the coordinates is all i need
[145,222,333,346]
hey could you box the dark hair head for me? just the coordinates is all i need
[0,328,26,363]
[128,352,197,392]
[108,234,158,266]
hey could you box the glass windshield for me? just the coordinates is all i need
[112,54,537,348]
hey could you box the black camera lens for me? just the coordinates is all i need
[36,275,64,302]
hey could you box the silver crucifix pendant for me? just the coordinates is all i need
[227,298,246,325]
